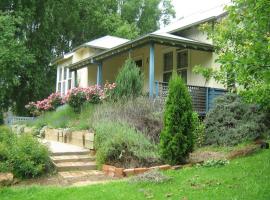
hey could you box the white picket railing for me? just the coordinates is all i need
[6,116,35,125]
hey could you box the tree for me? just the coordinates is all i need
[0,0,175,114]
[0,13,34,114]
[197,0,270,110]
[159,73,194,165]
[112,58,143,100]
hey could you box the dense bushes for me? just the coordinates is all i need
[0,126,51,178]
[159,74,194,165]
[26,83,116,115]
[91,97,163,143]
[112,58,143,100]
[204,93,270,146]
[26,92,64,116]
[94,121,160,168]
[0,112,3,125]
[192,112,205,148]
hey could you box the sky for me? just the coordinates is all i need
[171,0,231,21]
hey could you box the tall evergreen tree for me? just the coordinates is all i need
[159,73,194,165]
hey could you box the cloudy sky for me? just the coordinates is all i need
[171,0,231,20]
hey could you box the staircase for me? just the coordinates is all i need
[51,152,97,172]
[45,140,97,175]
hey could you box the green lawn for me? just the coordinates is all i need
[1,150,269,200]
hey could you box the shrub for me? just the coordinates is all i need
[94,121,160,168]
[0,126,51,178]
[27,105,77,129]
[91,97,163,143]
[65,84,115,113]
[129,169,171,184]
[0,112,3,125]
[192,112,205,148]
[8,134,51,178]
[25,92,64,116]
[201,159,229,168]
[65,87,88,112]
[204,93,270,146]
[112,58,143,100]
[159,73,194,165]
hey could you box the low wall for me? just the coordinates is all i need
[44,128,94,150]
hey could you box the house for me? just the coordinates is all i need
[53,5,227,115]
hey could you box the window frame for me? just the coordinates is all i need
[176,49,189,83]
[57,66,73,95]
[163,51,174,82]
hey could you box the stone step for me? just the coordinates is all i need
[54,161,97,172]
[51,155,95,163]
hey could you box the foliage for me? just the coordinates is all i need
[0,150,269,199]
[200,0,270,110]
[65,84,115,112]
[26,92,64,116]
[8,134,51,178]
[0,126,51,178]
[91,97,163,143]
[200,159,229,168]
[112,59,143,100]
[0,13,34,114]
[204,93,270,146]
[192,65,213,84]
[28,105,77,129]
[129,169,171,184]
[94,121,160,168]
[192,112,205,148]
[159,74,194,165]
[0,0,174,115]
[26,84,115,115]
[0,112,3,125]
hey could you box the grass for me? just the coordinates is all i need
[1,150,269,200]
[25,103,95,130]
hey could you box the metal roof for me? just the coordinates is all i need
[84,35,129,49]
[154,4,227,34]
[92,33,213,62]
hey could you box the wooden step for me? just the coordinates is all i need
[54,161,97,172]
[51,150,90,156]
[58,170,104,179]
[50,155,95,163]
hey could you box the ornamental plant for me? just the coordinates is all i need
[65,84,116,112]
[159,73,194,165]
[112,58,143,100]
[25,92,63,116]
[64,87,88,113]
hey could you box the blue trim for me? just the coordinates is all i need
[155,81,159,97]
[74,70,78,87]
[97,62,103,86]
[206,87,209,112]
[149,43,155,98]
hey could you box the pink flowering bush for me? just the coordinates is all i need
[65,84,116,112]
[26,83,116,115]
[25,92,63,116]
[25,102,41,116]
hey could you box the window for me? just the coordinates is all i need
[163,52,173,82]
[68,70,72,90]
[135,59,143,73]
[57,66,73,95]
[177,50,188,83]
[135,59,142,68]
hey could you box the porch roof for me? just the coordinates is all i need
[69,32,213,71]
[92,33,214,62]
